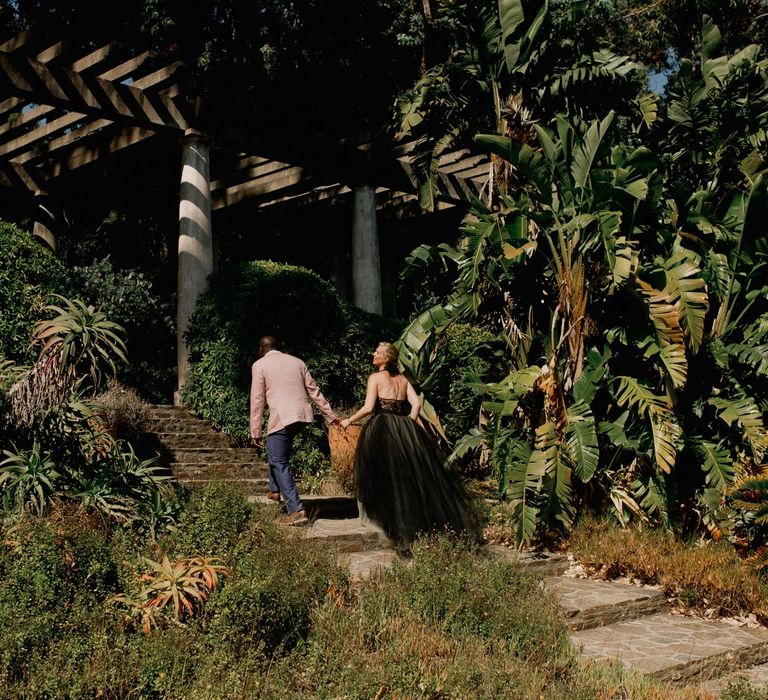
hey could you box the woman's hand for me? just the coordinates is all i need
[341,418,351,429]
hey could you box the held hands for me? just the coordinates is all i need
[251,437,264,450]
[340,418,351,429]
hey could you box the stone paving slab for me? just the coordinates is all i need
[337,549,400,581]
[302,517,393,552]
[573,612,768,684]
[249,494,359,519]
[168,448,266,462]
[487,545,569,576]
[545,576,668,631]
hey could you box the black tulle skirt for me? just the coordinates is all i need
[354,413,481,551]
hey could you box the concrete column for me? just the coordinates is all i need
[176,129,213,405]
[32,190,57,252]
[351,183,382,314]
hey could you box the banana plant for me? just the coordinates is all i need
[395,0,641,211]
[399,14,768,545]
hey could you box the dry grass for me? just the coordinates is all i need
[570,515,768,621]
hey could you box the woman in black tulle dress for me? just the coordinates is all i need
[340,342,481,552]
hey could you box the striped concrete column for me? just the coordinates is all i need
[32,190,57,252]
[176,129,213,405]
[352,182,382,314]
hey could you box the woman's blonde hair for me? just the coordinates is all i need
[378,342,400,373]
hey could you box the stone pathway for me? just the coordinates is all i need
[297,515,768,698]
[144,405,768,698]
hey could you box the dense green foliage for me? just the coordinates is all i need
[397,2,768,546]
[72,257,176,402]
[183,260,402,477]
[0,222,72,362]
[420,322,505,448]
[0,510,122,688]
[0,292,179,532]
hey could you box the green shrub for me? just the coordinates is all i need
[72,256,176,402]
[722,677,768,700]
[425,323,504,446]
[205,508,340,657]
[183,260,403,479]
[0,221,72,362]
[0,510,121,686]
[170,482,254,557]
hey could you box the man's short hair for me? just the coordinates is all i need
[259,335,278,357]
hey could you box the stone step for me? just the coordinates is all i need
[178,477,268,494]
[571,612,768,685]
[698,660,768,697]
[330,531,577,584]
[145,419,221,433]
[249,493,359,520]
[153,432,236,449]
[301,516,392,553]
[171,463,270,480]
[487,545,569,577]
[148,406,198,418]
[167,448,265,463]
[544,576,668,631]
[337,548,400,582]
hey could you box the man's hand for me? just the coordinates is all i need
[251,437,264,450]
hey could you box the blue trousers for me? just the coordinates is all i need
[266,423,305,514]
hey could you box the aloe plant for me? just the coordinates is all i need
[0,442,62,516]
[111,555,229,633]
[32,294,128,390]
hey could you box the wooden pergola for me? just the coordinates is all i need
[0,31,489,400]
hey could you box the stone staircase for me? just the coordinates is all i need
[141,405,768,698]
[139,405,269,496]
[139,405,359,520]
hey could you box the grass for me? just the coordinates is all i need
[1,485,764,698]
[569,514,768,622]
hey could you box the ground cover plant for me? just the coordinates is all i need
[0,481,730,699]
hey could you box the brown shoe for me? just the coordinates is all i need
[279,510,308,527]
[266,490,281,502]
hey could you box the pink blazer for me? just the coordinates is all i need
[249,350,338,438]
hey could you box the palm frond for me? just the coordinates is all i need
[565,401,599,482]
[690,437,735,491]
[664,252,709,353]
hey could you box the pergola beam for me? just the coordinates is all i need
[0,30,488,208]
[0,50,189,131]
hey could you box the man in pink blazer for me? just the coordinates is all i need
[250,335,340,525]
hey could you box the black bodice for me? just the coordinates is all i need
[374,398,407,415]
